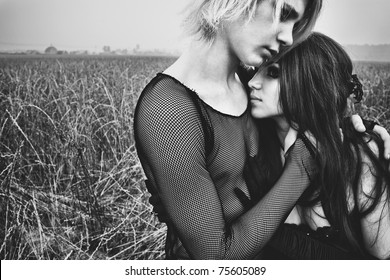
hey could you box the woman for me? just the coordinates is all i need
[134,0,389,259]
[246,32,390,259]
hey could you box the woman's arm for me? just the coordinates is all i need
[358,140,390,259]
[360,187,390,259]
[134,81,316,259]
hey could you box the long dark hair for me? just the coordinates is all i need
[277,32,390,255]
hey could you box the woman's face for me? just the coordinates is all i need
[224,0,307,67]
[248,64,283,119]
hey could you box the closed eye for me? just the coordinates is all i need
[280,3,299,22]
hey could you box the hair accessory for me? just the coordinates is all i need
[348,74,363,103]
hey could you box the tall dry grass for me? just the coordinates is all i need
[0,55,175,259]
[0,56,389,260]
[353,62,390,126]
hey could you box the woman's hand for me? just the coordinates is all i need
[373,125,390,160]
[351,115,390,160]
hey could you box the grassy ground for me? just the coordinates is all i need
[0,55,175,259]
[0,55,389,259]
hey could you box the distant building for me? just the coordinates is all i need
[45,46,58,54]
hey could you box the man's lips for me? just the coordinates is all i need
[263,48,272,61]
[263,47,279,61]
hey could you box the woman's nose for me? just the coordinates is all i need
[248,77,261,90]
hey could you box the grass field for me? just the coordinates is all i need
[0,55,389,260]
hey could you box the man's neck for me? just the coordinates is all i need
[164,35,240,90]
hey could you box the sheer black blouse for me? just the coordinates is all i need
[134,72,315,259]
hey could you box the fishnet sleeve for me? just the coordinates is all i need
[134,80,316,259]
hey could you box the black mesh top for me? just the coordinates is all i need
[134,72,316,259]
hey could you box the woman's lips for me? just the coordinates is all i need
[250,94,262,102]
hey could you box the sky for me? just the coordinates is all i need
[0,0,389,53]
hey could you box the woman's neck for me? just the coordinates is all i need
[273,116,291,150]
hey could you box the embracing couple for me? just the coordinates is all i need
[134,0,390,260]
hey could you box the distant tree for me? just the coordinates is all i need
[103,46,111,53]
[26,50,41,55]
[133,44,140,53]
[45,46,58,54]
[57,50,68,55]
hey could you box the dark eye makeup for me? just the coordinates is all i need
[267,65,280,79]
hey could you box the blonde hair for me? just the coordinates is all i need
[182,0,322,47]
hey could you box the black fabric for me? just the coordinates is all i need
[262,223,377,260]
[134,73,316,259]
